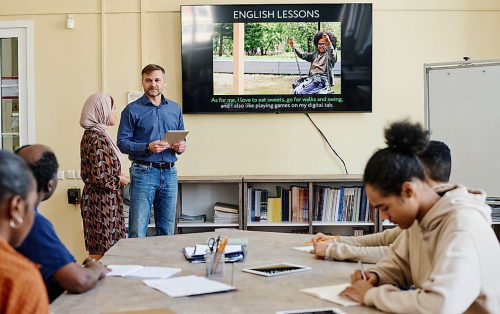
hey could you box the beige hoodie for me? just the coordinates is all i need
[326,227,402,263]
[326,184,453,264]
[364,185,500,314]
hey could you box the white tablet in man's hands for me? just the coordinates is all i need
[161,130,189,145]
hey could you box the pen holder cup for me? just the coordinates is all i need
[205,250,225,277]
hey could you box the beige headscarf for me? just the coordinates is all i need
[80,93,123,169]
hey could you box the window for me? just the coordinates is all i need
[0,21,35,151]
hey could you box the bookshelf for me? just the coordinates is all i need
[175,176,243,234]
[243,175,379,235]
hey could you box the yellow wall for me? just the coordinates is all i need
[1,0,500,262]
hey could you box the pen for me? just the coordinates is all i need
[304,235,338,244]
[358,261,367,280]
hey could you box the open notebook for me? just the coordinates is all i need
[106,265,181,279]
[301,283,361,307]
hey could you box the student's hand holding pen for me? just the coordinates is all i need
[351,269,378,285]
[309,232,338,259]
[338,262,377,304]
[312,238,330,259]
[310,232,337,243]
[339,279,374,304]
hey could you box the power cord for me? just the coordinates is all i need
[304,113,349,174]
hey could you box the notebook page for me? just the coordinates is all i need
[144,275,235,297]
[301,283,361,307]
[107,265,144,277]
[293,246,314,253]
[124,267,181,279]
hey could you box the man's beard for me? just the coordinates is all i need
[147,89,160,97]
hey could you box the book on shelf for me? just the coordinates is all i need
[213,210,239,224]
[178,214,206,223]
[353,227,364,237]
[260,189,269,221]
[213,202,239,213]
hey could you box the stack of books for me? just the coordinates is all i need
[352,227,364,237]
[123,205,155,226]
[178,214,206,223]
[213,202,239,224]
[486,197,500,223]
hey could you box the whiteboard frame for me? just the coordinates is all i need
[424,59,500,197]
[424,59,500,130]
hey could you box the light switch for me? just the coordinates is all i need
[67,170,76,179]
[57,171,64,180]
[76,170,81,179]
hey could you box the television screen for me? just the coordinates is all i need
[181,4,372,114]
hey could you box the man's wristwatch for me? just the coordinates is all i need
[145,143,152,155]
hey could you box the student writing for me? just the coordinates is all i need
[311,140,452,263]
[340,120,500,314]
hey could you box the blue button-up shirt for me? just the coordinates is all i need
[117,94,185,163]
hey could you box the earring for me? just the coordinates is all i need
[9,216,24,229]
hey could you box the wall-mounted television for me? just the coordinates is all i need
[181,4,372,114]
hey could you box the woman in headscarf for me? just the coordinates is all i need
[0,150,49,313]
[80,93,129,260]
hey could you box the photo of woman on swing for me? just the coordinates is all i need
[289,31,337,95]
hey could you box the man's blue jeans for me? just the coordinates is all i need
[128,162,178,238]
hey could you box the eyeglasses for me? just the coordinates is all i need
[318,43,326,47]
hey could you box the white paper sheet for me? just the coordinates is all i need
[107,265,181,279]
[106,265,144,277]
[144,275,236,297]
[293,246,314,253]
[301,283,361,307]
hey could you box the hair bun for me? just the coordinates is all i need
[384,120,429,155]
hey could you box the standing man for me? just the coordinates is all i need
[118,64,186,238]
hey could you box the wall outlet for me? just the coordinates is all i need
[67,170,76,179]
[57,171,64,180]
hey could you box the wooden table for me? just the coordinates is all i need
[51,230,384,314]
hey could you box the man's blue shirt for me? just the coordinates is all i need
[117,94,185,163]
[16,208,75,302]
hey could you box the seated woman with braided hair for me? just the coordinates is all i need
[289,30,337,94]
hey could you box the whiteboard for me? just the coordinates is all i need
[425,60,500,197]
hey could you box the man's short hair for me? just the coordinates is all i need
[15,145,59,193]
[418,140,451,183]
[142,64,165,76]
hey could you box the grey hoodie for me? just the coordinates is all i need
[365,184,500,314]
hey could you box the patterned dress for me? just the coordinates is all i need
[80,129,126,255]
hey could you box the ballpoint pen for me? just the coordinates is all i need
[358,261,367,280]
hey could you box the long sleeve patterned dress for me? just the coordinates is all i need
[80,129,126,255]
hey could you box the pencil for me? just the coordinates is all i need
[304,235,338,244]
[213,236,228,273]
